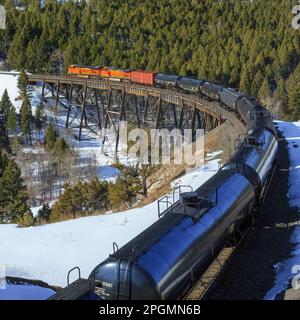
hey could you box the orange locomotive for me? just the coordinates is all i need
[67,65,156,85]
[68,65,103,78]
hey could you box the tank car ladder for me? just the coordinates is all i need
[116,259,132,300]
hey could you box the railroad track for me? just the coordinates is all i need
[184,161,278,300]
[183,230,250,301]
[184,246,235,300]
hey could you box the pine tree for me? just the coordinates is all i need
[275,78,289,119]
[135,164,157,197]
[34,104,43,140]
[48,178,110,222]
[0,90,11,149]
[0,119,8,150]
[86,178,108,211]
[20,95,32,144]
[44,123,58,151]
[0,152,30,223]
[229,67,240,87]
[108,180,128,209]
[0,89,13,125]
[251,70,264,97]
[239,66,251,94]
[0,158,24,202]
[108,163,145,207]
[53,137,69,157]
[258,77,271,102]
[286,63,300,120]
[36,203,52,223]
[7,105,17,134]
[51,182,85,220]
[0,150,8,176]
[17,211,35,227]
[278,43,291,78]
[17,70,28,99]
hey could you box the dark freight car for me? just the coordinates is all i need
[200,82,223,100]
[235,96,256,125]
[177,77,204,93]
[230,128,278,196]
[154,73,182,88]
[219,88,244,111]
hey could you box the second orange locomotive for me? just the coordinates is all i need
[68,65,156,86]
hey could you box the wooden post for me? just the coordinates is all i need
[66,85,73,128]
[115,90,126,158]
[155,95,162,129]
[78,85,88,141]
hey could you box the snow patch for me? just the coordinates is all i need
[264,121,300,300]
[0,72,22,111]
[0,158,220,288]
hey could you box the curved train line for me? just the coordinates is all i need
[27,72,278,300]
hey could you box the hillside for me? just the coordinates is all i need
[0,0,299,120]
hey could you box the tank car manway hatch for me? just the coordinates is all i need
[158,190,217,222]
[157,184,216,221]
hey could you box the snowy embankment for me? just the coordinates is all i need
[0,72,22,111]
[0,71,221,289]
[0,152,221,287]
[0,72,126,211]
[264,121,300,300]
[0,72,130,185]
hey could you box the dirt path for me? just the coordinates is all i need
[204,130,299,300]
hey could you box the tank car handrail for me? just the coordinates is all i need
[172,185,193,203]
[112,242,119,255]
[67,266,81,286]
[157,196,173,218]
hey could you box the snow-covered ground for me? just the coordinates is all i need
[0,71,224,296]
[0,71,22,111]
[0,154,221,288]
[0,72,137,211]
[2,71,300,299]
[0,72,131,183]
[30,84,133,180]
[264,121,300,300]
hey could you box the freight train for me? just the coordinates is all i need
[62,65,278,300]
[68,65,257,125]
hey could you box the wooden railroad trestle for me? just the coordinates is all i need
[28,75,225,157]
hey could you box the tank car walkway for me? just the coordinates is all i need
[204,128,299,300]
